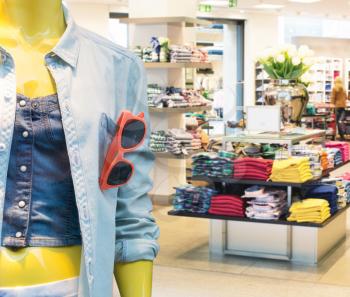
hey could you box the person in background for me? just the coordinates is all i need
[331,77,348,141]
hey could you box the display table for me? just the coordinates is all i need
[168,129,348,265]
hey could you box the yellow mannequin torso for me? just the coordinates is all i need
[0,1,153,295]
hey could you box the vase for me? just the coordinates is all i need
[265,79,309,127]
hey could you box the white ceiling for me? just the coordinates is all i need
[233,0,350,18]
[66,0,350,19]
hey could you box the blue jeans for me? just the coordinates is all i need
[336,108,346,139]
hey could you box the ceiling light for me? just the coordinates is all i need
[199,0,229,7]
[254,3,284,9]
[288,0,320,3]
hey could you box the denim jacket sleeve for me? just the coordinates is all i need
[114,57,160,263]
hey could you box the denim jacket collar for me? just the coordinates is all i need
[50,4,80,68]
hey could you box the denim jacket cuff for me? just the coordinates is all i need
[114,239,159,263]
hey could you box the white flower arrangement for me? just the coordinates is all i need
[258,44,314,80]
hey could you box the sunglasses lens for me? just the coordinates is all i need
[107,161,132,186]
[121,119,145,149]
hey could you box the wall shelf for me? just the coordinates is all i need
[144,62,212,69]
[120,16,211,27]
[168,204,350,228]
[149,105,212,113]
[154,150,203,160]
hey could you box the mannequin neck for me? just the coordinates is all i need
[0,0,66,43]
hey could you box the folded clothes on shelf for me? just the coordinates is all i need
[325,141,350,163]
[287,198,331,224]
[292,145,324,179]
[192,151,235,178]
[233,158,273,181]
[148,85,210,109]
[150,128,204,156]
[243,187,287,220]
[270,157,313,183]
[150,131,167,152]
[301,184,339,214]
[208,195,245,217]
[169,45,209,63]
[173,185,217,213]
[325,148,342,167]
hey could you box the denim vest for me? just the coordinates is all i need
[1,94,81,247]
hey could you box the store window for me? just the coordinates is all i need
[282,16,350,43]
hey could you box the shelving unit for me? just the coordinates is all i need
[149,105,212,113]
[308,57,343,103]
[154,150,203,160]
[169,205,350,228]
[144,62,212,69]
[345,58,350,99]
[255,63,270,105]
[127,16,214,204]
[120,16,211,27]
[168,130,348,264]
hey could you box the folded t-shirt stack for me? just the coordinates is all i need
[325,148,342,167]
[150,131,167,153]
[325,141,350,163]
[341,173,350,203]
[208,195,245,217]
[243,186,287,220]
[233,158,273,181]
[302,184,338,214]
[192,151,234,178]
[270,157,313,183]
[170,45,192,63]
[320,151,329,171]
[287,199,331,224]
[173,185,217,213]
[292,145,323,179]
[166,129,193,155]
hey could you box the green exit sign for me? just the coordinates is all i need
[229,0,237,7]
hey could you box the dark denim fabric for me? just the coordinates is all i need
[1,94,81,247]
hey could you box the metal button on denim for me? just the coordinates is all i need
[1,94,82,248]
[0,143,6,151]
[19,100,26,107]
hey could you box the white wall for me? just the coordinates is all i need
[66,2,110,38]
[244,13,280,106]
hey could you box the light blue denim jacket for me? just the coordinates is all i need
[0,6,159,297]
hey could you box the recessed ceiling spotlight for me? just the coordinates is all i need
[254,3,284,9]
[289,0,320,3]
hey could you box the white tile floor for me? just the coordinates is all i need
[151,164,350,297]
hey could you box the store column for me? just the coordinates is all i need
[128,0,199,204]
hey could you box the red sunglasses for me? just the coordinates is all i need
[99,110,147,190]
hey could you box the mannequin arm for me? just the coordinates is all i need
[114,261,153,297]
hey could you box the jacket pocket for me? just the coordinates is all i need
[98,113,117,173]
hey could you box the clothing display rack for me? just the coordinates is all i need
[169,130,349,264]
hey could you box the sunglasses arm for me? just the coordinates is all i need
[114,260,153,297]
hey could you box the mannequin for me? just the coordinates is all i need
[0,0,153,296]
